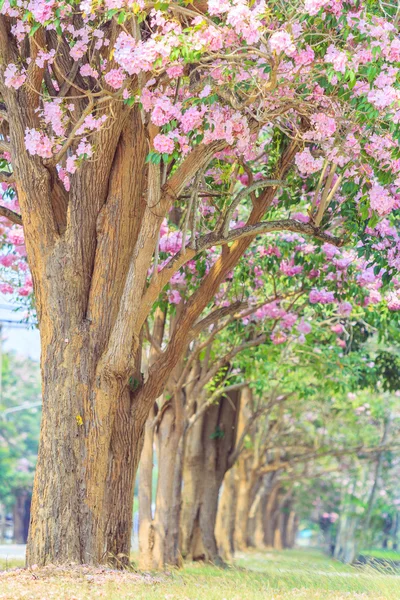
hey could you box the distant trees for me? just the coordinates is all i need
[0,350,41,543]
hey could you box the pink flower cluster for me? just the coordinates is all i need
[269,31,296,57]
[25,129,53,159]
[304,0,330,15]
[4,63,26,89]
[369,184,395,217]
[324,45,347,74]
[153,134,175,155]
[309,289,335,304]
[295,148,324,175]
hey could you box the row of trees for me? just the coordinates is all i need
[0,0,399,566]
[134,290,400,568]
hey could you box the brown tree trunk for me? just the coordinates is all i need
[164,434,185,566]
[13,490,31,544]
[180,413,205,560]
[138,410,156,570]
[263,484,280,548]
[181,392,240,564]
[104,392,147,565]
[285,511,297,549]
[26,332,129,565]
[215,468,237,561]
[234,465,252,551]
[150,404,183,569]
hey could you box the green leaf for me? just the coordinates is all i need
[29,22,41,37]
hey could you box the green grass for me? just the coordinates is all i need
[360,549,400,561]
[0,548,399,599]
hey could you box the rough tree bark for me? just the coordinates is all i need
[215,468,237,560]
[13,490,31,544]
[181,391,241,563]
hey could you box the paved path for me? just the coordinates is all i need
[0,544,26,559]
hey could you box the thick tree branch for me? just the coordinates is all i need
[0,205,22,225]
[190,301,246,338]
[221,179,287,237]
[198,219,345,250]
[0,139,10,154]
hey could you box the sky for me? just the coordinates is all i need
[0,303,40,361]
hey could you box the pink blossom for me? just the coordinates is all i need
[76,140,93,158]
[58,168,70,191]
[271,332,287,345]
[80,64,99,78]
[387,292,400,311]
[281,313,298,329]
[0,255,15,267]
[42,100,65,136]
[35,49,56,68]
[292,212,309,223]
[367,86,398,109]
[295,148,324,175]
[0,283,14,294]
[28,0,55,24]
[306,113,337,141]
[331,324,344,334]
[208,0,230,15]
[66,156,77,174]
[269,31,296,56]
[4,63,26,89]
[167,289,182,305]
[324,44,347,74]
[304,0,330,16]
[369,184,395,216]
[159,230,182,254]
[256,302,286,320]
[280,259,303,276]
[153,134,174,155]
[338,301,352,316]
[25,128,53,158]
[294,46,315,66]
[309,289,335,304]
[180,106,206,134]
[322,243,340,260]
[104,68,125,89]
[199,85,212,99]
[167,64,184,79]
[297,320,312,335]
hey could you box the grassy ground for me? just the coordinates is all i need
[360,549,400,561]
[0,548,399,600]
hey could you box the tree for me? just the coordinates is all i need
[0,0,400,566]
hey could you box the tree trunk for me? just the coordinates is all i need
[234,467,252,551]
[150,406,183,568]
[247,476,269,549]
[285,511,297,549]
[164,434,185,566]
[13,490,31,544]
[104,392,147,565]
[215,468,237,560]
[263,484,280,548]
[180,413,205,560]
[138,410,156,570]
[181,392,240,564]
[26,332,128,565]
[334,515,357,563]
